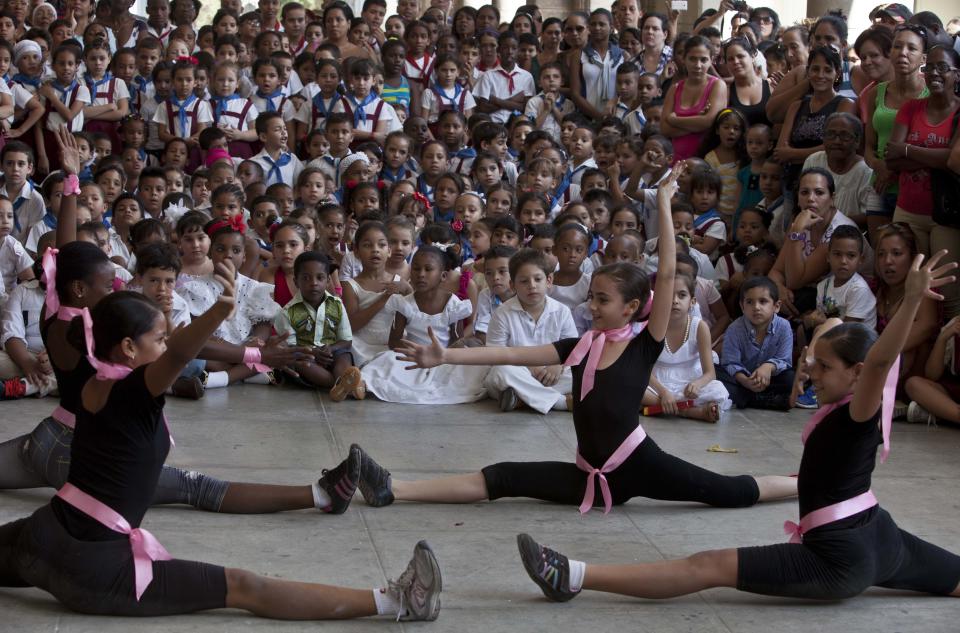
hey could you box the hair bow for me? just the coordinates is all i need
[176,56,199,65]
[164,199,191,221]
[206,216,246,236]
[451,219,464,233]
[746,244,759,255]
[411,192,432,210]
[433,242,455,252]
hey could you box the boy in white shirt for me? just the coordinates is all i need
[808,225,877,331]
[523,62,573,145]
[332,58,402,147]
[250,59,297,151]
[469,245,517,343]
[484,249,578,413]
[472,31,535,124]
[0,142,45,243]
[251,111,304,187]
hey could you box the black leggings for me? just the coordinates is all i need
[0,505,227,616]
[738,507,960,599]
[482,436,760,508]
[0,417,229,511]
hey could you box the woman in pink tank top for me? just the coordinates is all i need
[660,35,728,163]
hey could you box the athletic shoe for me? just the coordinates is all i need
[893,400,908,420]
[499,387,519,412]
[795,385,818,409]
[316,445,361,514]
[330,366,363,402]
[517,533,580,602]
[907,401,936,425]
[352,443,394,507]
[1,378,26,400]
[171,376,205,399]
[389,540,442,621]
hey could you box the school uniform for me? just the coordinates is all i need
[448,146,477,178]
[421,83,476,124]
[44,80,90,133]
[293,90,338,135]
[251,148,304,187]
[308,152,349,183]
[403,53,435,89]
[472,64,535,124]
[1,181,45,244]
[83,73,128,150]
[331,91,402,144]
[249,90,297,123]
[152,94,213,138]
[625,105,646,137]
[144,23,174,44]
[141,93,165,152]
[483,295,578,413]
[567,158,597,187]
[209,94,259,159]
[522,92,574,144]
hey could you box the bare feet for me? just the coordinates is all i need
[681,401,721,423]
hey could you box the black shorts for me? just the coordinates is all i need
[0,505,227,616]
[738,506,960,599]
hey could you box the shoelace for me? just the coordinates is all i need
[537,547,566,590]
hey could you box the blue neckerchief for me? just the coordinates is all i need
[42,211,57,229]
[133,75,149,94]
[693,208,722,230]
[153,92,164,104]
[380,166,407,183]
[265,152,292,184]
[588,234,601,256]
[551,170,572,209]
[417,175,434,200]
[256,88,283,112]
[84,71,112,96]
[138,148,146,161]
[169,92,197,137]
[333,187,344,204]
[347,91,378,127]
[555,94,566,109]
[210,94,238,122]
[459,235,474,261]
[312,92,335,120]
[10,181,33,233]
[3,74,10,87]
[507,148,519,161]
[635,109,646,128]
[79,165,93,181]
[492,294,502,307]
[432,82,462,109]
[434,208,454,223]
[568,162,589,183]
[52,79,79,103]
[12,73,41,89]
[452,146,476,161]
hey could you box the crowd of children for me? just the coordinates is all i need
[0,0,959,622]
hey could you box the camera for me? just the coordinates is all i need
[732,1,748,11]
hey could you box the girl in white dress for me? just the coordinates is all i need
[548,223,592,311]
[361,246,488,404]
[342,221,413,367]
[643,272,730,422]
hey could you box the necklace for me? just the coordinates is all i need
[664,315,691,354]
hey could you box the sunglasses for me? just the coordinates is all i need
[921,62,957,75]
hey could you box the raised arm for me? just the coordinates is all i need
[395,327,561,369]
[646,164,683,341]
[54,126,80,246]
[850,251,957,422]
[145,261,235,396]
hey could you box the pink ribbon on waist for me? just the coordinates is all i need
[51,406,76,428]
[783,490,878,543]
[243,346,270,373]
[56,482,172,600]
[575,424,647,514]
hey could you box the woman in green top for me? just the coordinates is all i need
[862,24,929,247]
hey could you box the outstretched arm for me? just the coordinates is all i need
[145,262,236,396]
[395,326,561,369]
[850,252,957,423]
[646,164,684,342]
[54,126,80,246]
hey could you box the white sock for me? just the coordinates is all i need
[373,587,401,616]
[204,371,229,388]
[311,482,331,510]
[551,394,568,410]
[244,372,272,385]
[568,559,586,593]
[22,380,39,397]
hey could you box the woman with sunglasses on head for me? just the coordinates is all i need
[886,45,960,318]
[862,24,928,248]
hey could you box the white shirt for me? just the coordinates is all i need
[85,75,129,107]
[816,272,877,330]
[152,96,213,137]
[473,65,536,124]
[523,93,574,144]
[210,95,259,131]
[331,93,402,136]
[249,91,297,122]
[486,295,578,347]
[1,181,45,244]
[43,82,90,132]
[251,148,304,187]
[1,278,43,350]
[803,152,883,219]
[421,85,476,123]
[0,234,32,294]
[473,288,509,335]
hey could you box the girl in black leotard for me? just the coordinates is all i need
[0,128,363,516]
[350,165,797,512]
[514,251,960,604]
[0,269,442,621]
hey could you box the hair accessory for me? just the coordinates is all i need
[451,219,464,233]
[345,179,359,190]
[204,147,232,167]
[164,199,191,223]
[411,192,432,210]
[206,216,246,236]
[746,244,759,255]
[176,55,199,65]
[433,242,455,252]
[13,40,42,64]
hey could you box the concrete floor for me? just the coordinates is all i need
[2,386,960,632]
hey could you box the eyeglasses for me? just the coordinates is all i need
[564,25,586,33]
[823,130,857,142]
[921,62,957,75]
[756,16,774,24]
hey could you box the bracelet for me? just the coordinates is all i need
[243,346,269,372]
[62,174,80,196]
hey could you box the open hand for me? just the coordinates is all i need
[259,334,312,367]
[905,250,958,302]
[55,125,82,175]
[395,327,445,369]
[658,161,685,203]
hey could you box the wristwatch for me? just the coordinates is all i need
[788,232,806,242]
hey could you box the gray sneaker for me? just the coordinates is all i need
[389,541,442,621]
[352,443,394,507]
[499,387,519,412]
[907,401,936,425]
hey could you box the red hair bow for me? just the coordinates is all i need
[412,192,431,210]
[176,56,198,65]
[206,216,246,236]
[451,219,464,233]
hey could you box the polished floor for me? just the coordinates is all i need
[2,386,960,632]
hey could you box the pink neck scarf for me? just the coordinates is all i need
[800,356,900,463]
[563,323,638,400]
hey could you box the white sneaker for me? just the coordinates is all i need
[907,401,936,425]
[389,541,442,621]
